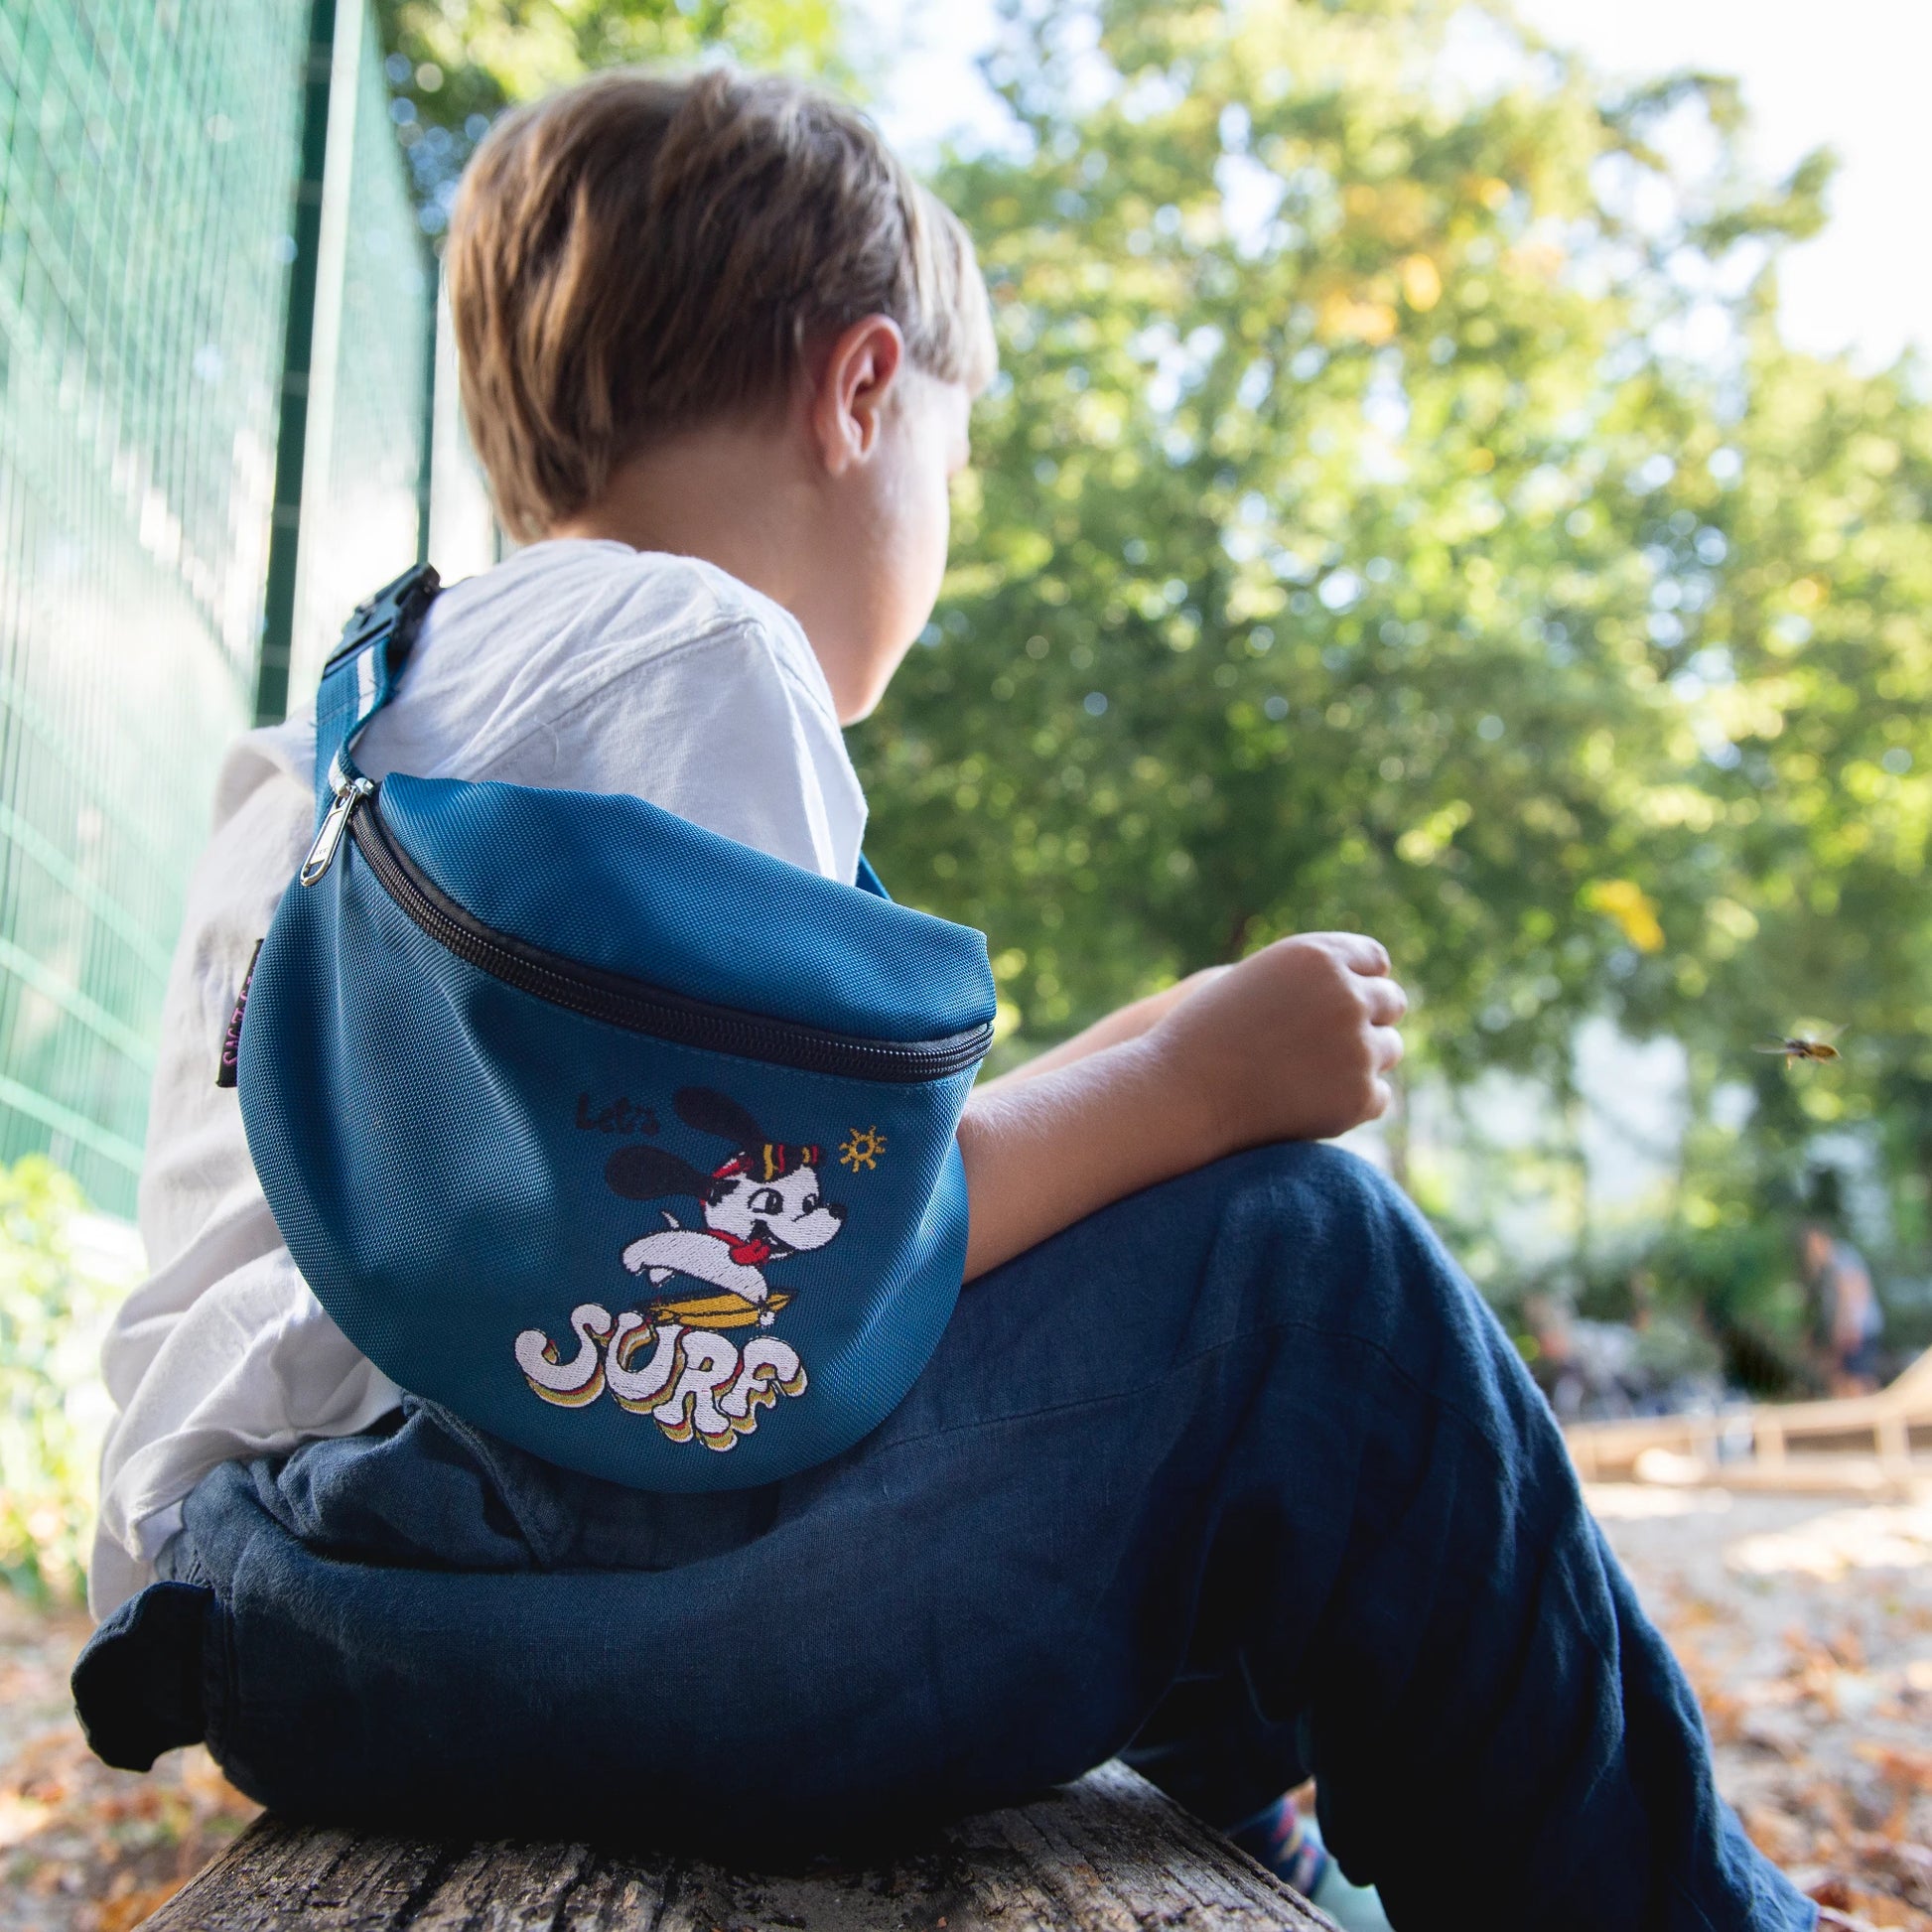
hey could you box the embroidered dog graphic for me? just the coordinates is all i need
[513,1088,844,1452]
[606,1087,847,1327]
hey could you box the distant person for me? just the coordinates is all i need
[1799,1222,1884,1395]
[1524,1292,1638,1422]
[77,67,1814,1932]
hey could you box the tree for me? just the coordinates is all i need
[858,0,1854,1081]
[845,0,1932,1315]
[373,0,848,229]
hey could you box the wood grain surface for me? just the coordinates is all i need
[139,1761,1332,1931]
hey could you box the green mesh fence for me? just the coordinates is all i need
[0,0,432,1216]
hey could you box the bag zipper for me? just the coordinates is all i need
[300,775,374,886]
[304,779,993,1084]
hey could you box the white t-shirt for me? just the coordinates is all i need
[89,541,866,1617]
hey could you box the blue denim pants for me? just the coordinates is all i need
[76,1146,1812,1930]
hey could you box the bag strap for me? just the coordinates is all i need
[312,563,442,824]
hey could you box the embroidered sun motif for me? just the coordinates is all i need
[839,1125,887,1173]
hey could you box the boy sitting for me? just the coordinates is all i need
[80,67,1811,1932]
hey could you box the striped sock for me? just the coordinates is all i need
[1228,1793,1330,1899]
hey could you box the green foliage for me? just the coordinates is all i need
[1694,341,1932,1151]
[0,1158,123,1602]
[850,0,1932,1308]
[373,0,849,225]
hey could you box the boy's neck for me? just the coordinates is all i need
[550,425,819,633]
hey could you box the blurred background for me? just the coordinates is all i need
[1,2,1930,1924]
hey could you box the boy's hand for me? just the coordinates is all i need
[1149,933,1407,1156]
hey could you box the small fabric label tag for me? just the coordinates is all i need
[214,939,264,1089]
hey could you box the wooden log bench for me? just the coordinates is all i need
[139,1760,1332,1931]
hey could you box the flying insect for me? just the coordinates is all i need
[1754,1030,1843,1064]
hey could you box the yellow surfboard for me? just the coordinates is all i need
[649,1290,792,1330]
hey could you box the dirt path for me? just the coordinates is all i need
[2,1487,1928,1928]
[1592,1482,1932,1930]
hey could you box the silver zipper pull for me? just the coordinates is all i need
[299,776,375,887]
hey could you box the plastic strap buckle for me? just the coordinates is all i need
[323,561,441,674]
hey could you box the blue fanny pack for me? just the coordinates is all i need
[236,566,996,1490]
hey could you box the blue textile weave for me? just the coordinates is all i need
[237,566,996,1491]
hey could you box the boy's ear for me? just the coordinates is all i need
[811,314,903,475]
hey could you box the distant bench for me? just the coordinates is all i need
[1566,1342,1932,1496]
[137,1760,1328,1932]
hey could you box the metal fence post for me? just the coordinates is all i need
[254,0,338,728]
[417,238,438,566]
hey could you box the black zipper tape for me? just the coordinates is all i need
[347,793,994,1084]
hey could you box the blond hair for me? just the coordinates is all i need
[448,67,997,541]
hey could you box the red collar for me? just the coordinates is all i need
[705,1226,773,1268]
